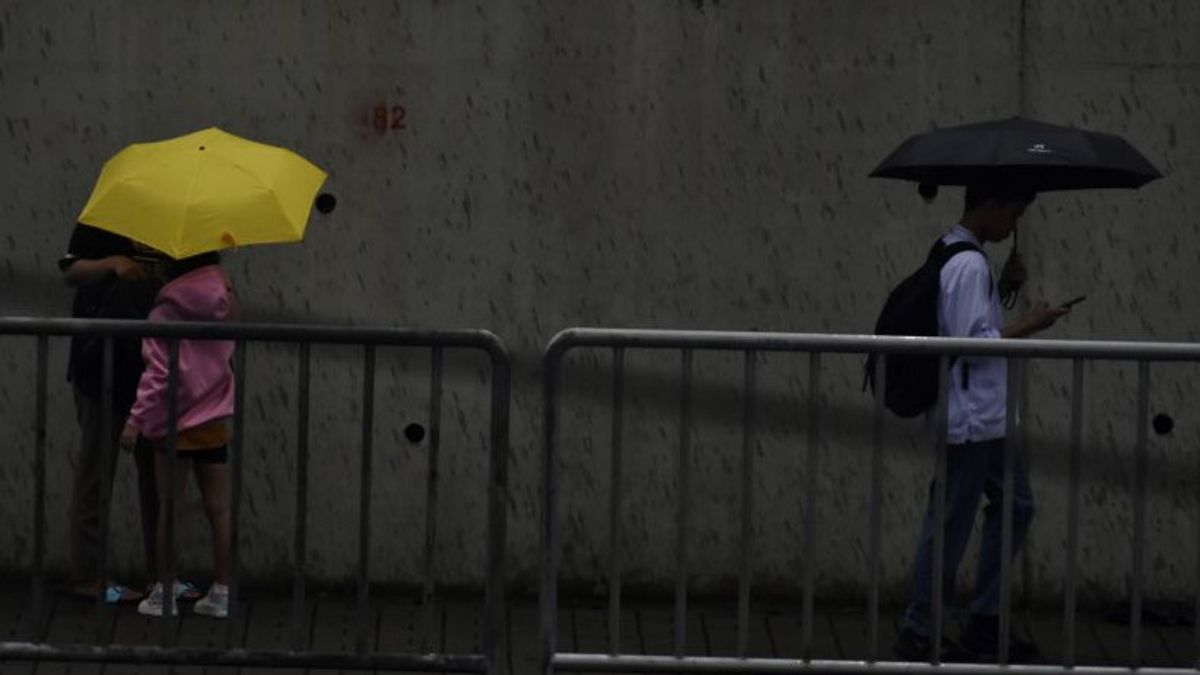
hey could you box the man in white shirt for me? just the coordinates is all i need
[894,182,1069,663]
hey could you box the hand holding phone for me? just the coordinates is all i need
[1060,295,1086,309]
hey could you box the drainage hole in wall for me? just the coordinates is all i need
[404,423,426,444]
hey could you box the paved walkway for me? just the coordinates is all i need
[1,586,1196,673]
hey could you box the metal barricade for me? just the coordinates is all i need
[539,327,1200,674]
[0,317,510,674]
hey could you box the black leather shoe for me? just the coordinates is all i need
[957,614,1040,663]
[893,627,959,662]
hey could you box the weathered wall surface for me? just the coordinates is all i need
[0,0,1197,604]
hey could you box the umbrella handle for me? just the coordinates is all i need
[1001,286,1019,310]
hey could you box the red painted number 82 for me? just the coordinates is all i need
[371,104,407,132]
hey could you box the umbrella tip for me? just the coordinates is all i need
[221,231,237,247]
[918,182,938,202]
[315,192,337,214]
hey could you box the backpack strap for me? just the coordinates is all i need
[929,239,990,298]
[927,239,982,266]
[929,239,986,391]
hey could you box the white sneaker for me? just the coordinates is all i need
[136,582,178,617]
[193,583,229,619]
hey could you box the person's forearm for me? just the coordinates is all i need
[62,257,116,286]
[1004,313,1053,339]
[1001,319,1029,339]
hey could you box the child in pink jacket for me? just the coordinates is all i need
[119,251,236,618]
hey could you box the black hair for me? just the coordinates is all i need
[963,182,1037,213]
[166,251,221,280]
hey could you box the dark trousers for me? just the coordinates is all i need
[902,438,1036,636]
[69,385,159,584]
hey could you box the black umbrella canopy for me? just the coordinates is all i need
[870,117,1162,191]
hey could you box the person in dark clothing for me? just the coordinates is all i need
[59,223,169,602]
[892,184,1068,664]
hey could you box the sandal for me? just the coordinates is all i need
[65,582,144,604]
[173,579,203,601]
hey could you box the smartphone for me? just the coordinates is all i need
[1060,295,1087,309]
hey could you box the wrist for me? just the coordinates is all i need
[1003,317,1031,339]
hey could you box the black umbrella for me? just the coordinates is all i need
[870,116,1162,191]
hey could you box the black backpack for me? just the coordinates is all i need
[863,239,981,417]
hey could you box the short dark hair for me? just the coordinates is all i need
[963,182,1036,213]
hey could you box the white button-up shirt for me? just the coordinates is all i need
[937,225,1007,444]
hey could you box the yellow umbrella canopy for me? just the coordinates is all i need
[78,127,328,260]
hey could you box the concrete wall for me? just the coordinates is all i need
[1,0,1197,603]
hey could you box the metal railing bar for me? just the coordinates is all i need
[356,344,377,655]
[424,346,445,653]
[868,354,886,662]
[999,358,1025,666]
[226,341,246,648]
[802,352,821,660]
[0,318,506,352]
[1131,360,1150,666]
[737,349,756,658]
[549,651,1200,674]
[0,642,487,671]
[540,344,564,675]
[608,346,625,656]
[1019,363,1033,615]
[293,341,311,652]
[674,349,693,658]
[94,337,114,642]
[160,339,180,645]
[485,345,511,675]
[543,327,1200,362]
[1062,358,1083,668]
[30,334,48,641]
[930,355,950,665]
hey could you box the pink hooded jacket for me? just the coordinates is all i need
[128,265,236,441]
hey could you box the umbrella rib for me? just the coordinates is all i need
[227,160,288,246]
[182,154,274,253]
[180,151,208,259]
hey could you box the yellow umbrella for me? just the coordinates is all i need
[78,127,328,259]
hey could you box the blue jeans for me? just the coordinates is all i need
[902,438,1035,636]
